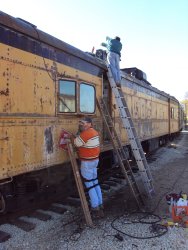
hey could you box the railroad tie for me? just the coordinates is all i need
[0,230,11,243]
[100,183,111,190]
[65,197,81,207]
[103,180,118,187]
[28,210,52,221]
[47,204,67,214]
[9,218,35,232]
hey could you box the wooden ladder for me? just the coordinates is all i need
[97,98,145,209]
[67,142,93,227]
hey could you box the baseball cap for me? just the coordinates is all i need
[79,117,92,124]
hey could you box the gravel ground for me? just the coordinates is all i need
[1,130,188,250]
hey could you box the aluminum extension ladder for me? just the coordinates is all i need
[67,142,94,227]
[97,98,144,208]
[105,63,155,198]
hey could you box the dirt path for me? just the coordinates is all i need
[148,130,188,216]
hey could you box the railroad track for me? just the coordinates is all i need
[0,149,160,243]
[0,168,129,243]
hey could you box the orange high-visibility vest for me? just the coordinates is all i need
[74,128,100,161]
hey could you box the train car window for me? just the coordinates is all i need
[58,80,76,113]
[80,83,95,113]
[170,107,175,119]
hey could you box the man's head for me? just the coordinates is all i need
[115,36,121,41]
[79,117,92,131]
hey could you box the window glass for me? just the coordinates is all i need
[59,80,76,113]
[80,84,95,113]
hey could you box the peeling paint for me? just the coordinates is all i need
[0,88,9,96]
[44,127,53,154]
[0,137,9,141]
[40,98,43,111]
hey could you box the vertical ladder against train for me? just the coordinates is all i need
[97,98,144,208]
[106,63,155,197]
[67,142,93,227]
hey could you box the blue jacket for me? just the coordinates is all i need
[101,37,122,56]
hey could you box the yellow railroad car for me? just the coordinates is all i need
[0,11,183,212]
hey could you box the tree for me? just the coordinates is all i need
[181,96,188,124]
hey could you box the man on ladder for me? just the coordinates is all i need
[73,117,104,218]
[101,36,123,87]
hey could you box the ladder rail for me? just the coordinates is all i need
[116,88,154,190]
[67,142,93,227]
[106,63,155,197]
[98,102,125,153]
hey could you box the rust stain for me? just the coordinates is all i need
[6,157,11,165]
[0,88,9,96]
[40,98,43,111]
[0,137,9,141]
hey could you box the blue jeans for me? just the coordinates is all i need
[81,159,103,208]
[107,51,121,84]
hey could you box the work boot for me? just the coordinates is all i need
[99,209,104,218]
[99,204,105,218]
[99,204,104,210]
[116,82,121,88]
[91,206,101,218]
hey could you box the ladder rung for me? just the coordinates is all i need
[145,179,152,182]
[149,189,155,193]
[130,181,136,185]
[121,115,131,118]
[134,193,142,197]
[121,159,128,162]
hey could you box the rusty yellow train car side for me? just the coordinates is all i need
[0,12,108,212]
[109,71,181,151]
[0,11,183,212]
[0,12,105,182]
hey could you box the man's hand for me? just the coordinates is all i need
[64,138,71,144]
[66,134,76,143]
[101,42,107,47]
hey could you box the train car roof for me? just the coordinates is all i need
[0,11,106,71]
[121,70,179,102]
[0,11,179,103]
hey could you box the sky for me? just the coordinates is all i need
[1,0,188,101]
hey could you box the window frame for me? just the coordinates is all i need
[78,82,96,114]
[57,79,96,115]
[58,79,77,114]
